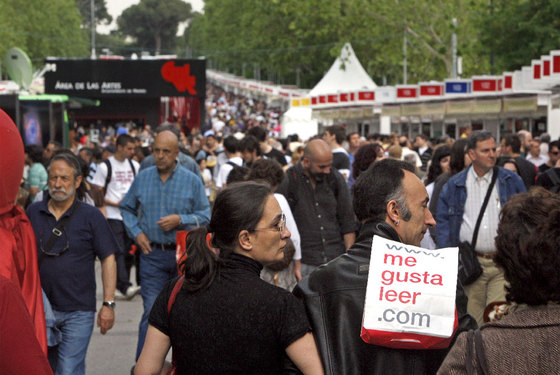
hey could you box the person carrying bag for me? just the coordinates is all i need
[457,166,498,286]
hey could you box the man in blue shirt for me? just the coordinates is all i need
[27,152,118,375]
[120,130,211,361]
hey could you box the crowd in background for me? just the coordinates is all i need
[10,82,560,375]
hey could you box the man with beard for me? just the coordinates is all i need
[26,152,118,375]
[276,139,356,278]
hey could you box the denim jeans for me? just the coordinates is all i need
[108,219,133,294]
[136,248,178,360]
[47,310,95,375]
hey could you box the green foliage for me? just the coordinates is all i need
[477,0,560,73]
[186,0,490,88]
[75,0,112,27]
[117,0,193,55]
[0,0,88,69]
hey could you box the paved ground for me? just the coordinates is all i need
[86,261,143,375]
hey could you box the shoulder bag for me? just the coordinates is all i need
[166,276,185,375]
[458,166,498,286]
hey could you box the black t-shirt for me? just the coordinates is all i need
[536,168,560,192]
[264,148,287,166]
[149,253,310,375]
[332,151,350,171]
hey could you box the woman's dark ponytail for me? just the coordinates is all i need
[179,226,220,292]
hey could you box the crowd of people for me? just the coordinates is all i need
[2,82,560,375]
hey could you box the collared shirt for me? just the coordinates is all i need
[526,153,549,167]
[459,167,501,253]
[26,198,117,312]
[276,163,357,266]
[139,151,203,181]
[120,162,210,245]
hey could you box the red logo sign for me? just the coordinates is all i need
[358,91,375,101]
[420,85,442,96]
[543,60,551,76]
[504,75,512,89]
[397,88,417,98]
[161,61,197,95]
[473,79,497,91]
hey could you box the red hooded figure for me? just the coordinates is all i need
[0,109,48,353]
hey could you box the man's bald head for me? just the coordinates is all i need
[153,130,179,174]
[304,139,331,161]
[302,139,333,184]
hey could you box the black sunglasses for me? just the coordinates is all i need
[40,228,70,257]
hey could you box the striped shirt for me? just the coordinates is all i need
[120,163,210,244]
[459,167,501,253]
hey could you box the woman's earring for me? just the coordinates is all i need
[395,219,400,226]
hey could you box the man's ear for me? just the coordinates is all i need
[74,175,83,190]
[302,156,310,168]
[386,199,400,224]
[237,230,253,252]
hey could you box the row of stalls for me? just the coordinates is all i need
[208,43,560,142]
[0,57,206,147]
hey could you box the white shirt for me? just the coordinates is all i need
[420,182,436,250]
[526,153,548,167]
[215,156,243,189]
[91,156,139,220]
[401,147,422,168]
[274,193,301,261]
[459,167,501,253]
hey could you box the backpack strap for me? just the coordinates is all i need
[103,159,112,193]
[104,159,136,193]
[128,158,136,177]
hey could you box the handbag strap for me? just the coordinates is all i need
[167,276,185,372]
[465,330,475,375]
[471,166,498,250]
[474,329,489,375]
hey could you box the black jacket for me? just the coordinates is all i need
[293,221,476,375]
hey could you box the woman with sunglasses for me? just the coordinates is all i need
[135,181,324,375]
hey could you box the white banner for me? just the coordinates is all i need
[362,235,458,348]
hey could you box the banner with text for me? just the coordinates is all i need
[44,59,206,99]
[361,235,458,349]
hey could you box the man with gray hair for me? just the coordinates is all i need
[437,130,525,325]
[293,158,475,374]
[26,152,118,375]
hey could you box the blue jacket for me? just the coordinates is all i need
[436,165,526,248]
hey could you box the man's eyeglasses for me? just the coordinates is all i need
[40,229,70,257]
[253,213,286,233]
[551,151,559,156]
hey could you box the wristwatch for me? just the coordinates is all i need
[103,301,116,309]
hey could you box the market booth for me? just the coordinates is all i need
[44,58,206,134]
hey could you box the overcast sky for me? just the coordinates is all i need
[98,0,204,34]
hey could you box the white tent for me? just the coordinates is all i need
[281,107,317,141]
[309,43,377,96]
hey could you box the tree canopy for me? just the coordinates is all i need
[0,0,88,67]
[117,0,193,55]
[75,0,112,28]
[185,0,493,88]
